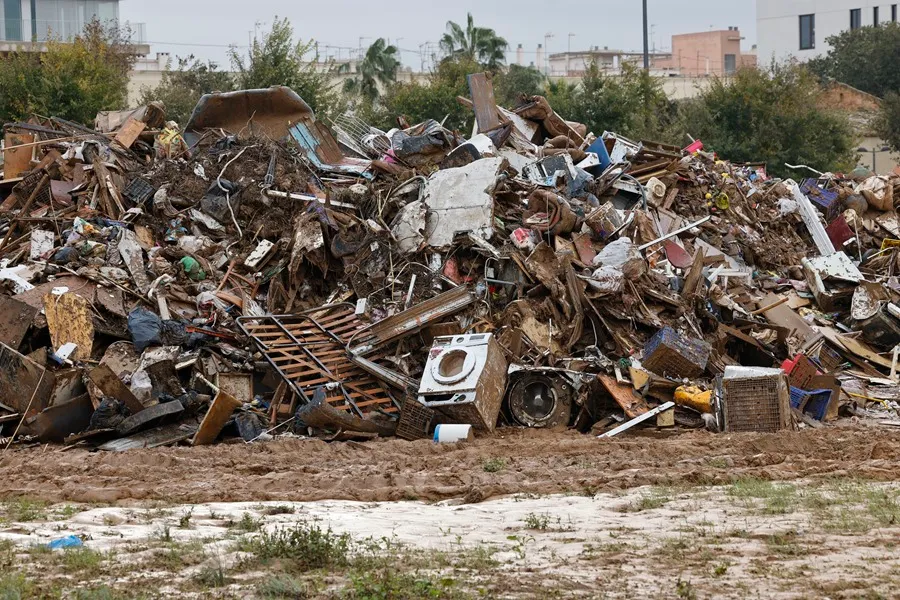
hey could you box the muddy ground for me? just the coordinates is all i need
[1,423,899,505]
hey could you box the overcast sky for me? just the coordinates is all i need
[122,0,757,69]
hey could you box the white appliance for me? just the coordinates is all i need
[417,333,507,432]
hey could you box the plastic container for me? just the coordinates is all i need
[433,424,474,443]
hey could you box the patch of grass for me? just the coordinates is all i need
[55,505,82,519]
[178,508,193,529]
[707,457,729,469]
[0,573,35,599]
[242,521,351,571]
[675,578,697,600]
[147,540,207,571]
[259,505,296,516]
[1,498,49,522]
[728,478,797,515]
[523,513,551,530]
[258,574,312,598]
[194,564,226,588]
[74,587,135,600]
[482,458,505,473]
[345,568,461,600]
[59,547,107,574]
[620,486,673,513]
[233,512,263,532]
[765,531,805,557]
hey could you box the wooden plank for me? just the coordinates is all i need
[192,391,242,445]
[88,364,144,415]
[43,292,94,360]
[3,132,34,179]
[468,72,502,133]
[113,117,147,149]
[598,374,650,419]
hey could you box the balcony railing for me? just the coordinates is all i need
[0,19,146,44]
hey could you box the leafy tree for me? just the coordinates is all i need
[494,64,545,107]
[379,57,481,132]
[0,53,42,123]
[0,18,134,125]
[876,92,900,152]
[808,23,900,98]
[543,79,580,125]
[439,13,508,71]
[342,38,400,102]
[672,64,857,178]
[568,62,671,140]
[229,17,340,118]
[139,56,234,126]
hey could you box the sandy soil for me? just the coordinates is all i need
[1,423,899,505]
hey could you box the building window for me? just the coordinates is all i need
[2,0,23,41]
[724,54,737,74]
[850,8,862,30]
[799,14,815,50]
[874,6,880,25]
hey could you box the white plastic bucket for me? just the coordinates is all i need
[433,424,474,443]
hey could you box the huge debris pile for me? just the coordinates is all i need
[1,78,899,451]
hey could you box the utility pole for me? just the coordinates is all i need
[544,32,555,76]
[642,0,650,70]
[567,33,575,76]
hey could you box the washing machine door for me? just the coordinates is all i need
[431,348,477,385]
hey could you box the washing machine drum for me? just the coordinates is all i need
[508,373,573,428]
[431,348,478,385]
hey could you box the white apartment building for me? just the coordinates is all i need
[757,0,898,62]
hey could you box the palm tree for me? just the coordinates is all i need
[343,38,400,101]
[439,13,508,71]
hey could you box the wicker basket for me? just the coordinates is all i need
[642,327,711,379]
[396,397,437,441]
[722,367,793,433]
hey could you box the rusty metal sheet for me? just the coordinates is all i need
[117,399,184,436]
[468,72,502,133]
[97,423,196,452]
[185,86,314,145]
[23,393,94,442]
[0,295,38,350]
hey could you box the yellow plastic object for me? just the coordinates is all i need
[715,192,730,210]
[675,386,712,414]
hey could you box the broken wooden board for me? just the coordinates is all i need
[759,292,816,343]
[821,327,895,370]
[14,276,97,310]
[598,374,650,419]
[43,292,94,360]
[87,363,145,415]
[0,342,57,415]
[113,117,147,149]
[0,295,38,350]
[216,372,253,404]
[468,72,502,133]
[192,391,242,446]
[3,132,34,180]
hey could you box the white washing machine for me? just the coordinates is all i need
[417,333,508,432]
